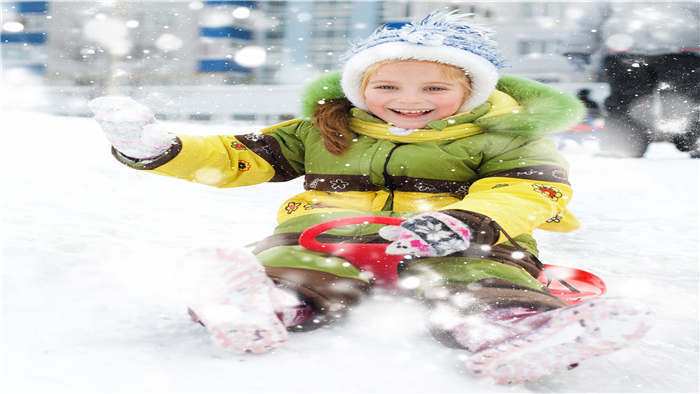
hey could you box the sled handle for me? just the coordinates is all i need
[299,216,406,287]
[299,216,405,253]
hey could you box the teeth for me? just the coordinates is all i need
[393,109,432,114]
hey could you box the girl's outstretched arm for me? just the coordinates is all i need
[91,96,305,188]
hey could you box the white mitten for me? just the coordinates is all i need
[379,211,471,257]
[89,96,176,159]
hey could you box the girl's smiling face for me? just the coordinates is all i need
[362,60,468,129]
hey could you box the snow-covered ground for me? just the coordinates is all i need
[1,110,698,393]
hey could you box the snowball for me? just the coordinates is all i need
[2,21,24,33]
[188,1,203,10]
[398,276,421,290]
[234,46,266,68]
[155,33,183,52]
[200,10,234,28]
[605,34,634,50]
[83,16,131,56]
[232,7,250,19]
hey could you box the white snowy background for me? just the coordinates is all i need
[1,107,698,393]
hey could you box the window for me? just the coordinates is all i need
[517,39,562,55]
[521,3,564,18]
[199,37,234,58]
[265,30,284,40]
[463,5,494,19]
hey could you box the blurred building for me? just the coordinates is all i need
[2,1,591,85]
[1,1,49,74]
[1,0,604,120]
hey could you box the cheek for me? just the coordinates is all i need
[435,92,465,113]
[364,91,387,113]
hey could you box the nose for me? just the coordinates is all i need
[395,89,427,104]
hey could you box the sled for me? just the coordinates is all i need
[299,216,606,305]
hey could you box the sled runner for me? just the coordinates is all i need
[299,216,605,304]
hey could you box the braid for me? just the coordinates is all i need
[311,98,355,156]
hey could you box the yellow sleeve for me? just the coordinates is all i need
[115,134,277,188]
[442,177,580,244]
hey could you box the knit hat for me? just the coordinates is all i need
[341,10,505,114]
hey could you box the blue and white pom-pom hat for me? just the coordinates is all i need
[341,10,505,114]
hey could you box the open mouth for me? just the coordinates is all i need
[389,108,434,117]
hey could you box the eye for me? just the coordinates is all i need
[374,85,397,90]
[426,86,447,92]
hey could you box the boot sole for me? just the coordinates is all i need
[187,248,288,354]
[465,297,652,384]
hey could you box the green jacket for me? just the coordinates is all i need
[114,73,584,244]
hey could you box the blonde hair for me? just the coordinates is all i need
[312,59,471,156]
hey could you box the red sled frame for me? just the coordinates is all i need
[299,216,606,305]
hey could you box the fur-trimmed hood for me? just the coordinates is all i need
[301,72,585,137]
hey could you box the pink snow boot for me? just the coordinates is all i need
[456,297,652,384]
[187,248,313,354]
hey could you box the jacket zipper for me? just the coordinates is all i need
[382,143,404,211]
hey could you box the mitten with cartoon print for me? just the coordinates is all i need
[379,211,472,257]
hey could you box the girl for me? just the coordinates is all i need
[90,11,651,384]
